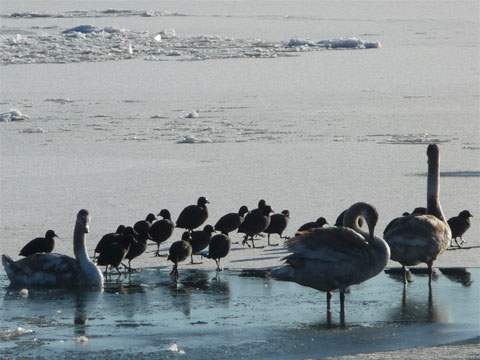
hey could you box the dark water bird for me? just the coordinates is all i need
[19,230,58,257]
[264,210,290,246]
[384,144,451,286]
[271,202,389,323]
[250,199,266,216]
[208,233,231,271]
[297,217,328,232]
[2,209,103,288]
[189,225,214,264]
[238,205,273,248]
[168,232,193,282]
[448,210,473,247]
[176,196,209,232]
[145,213,157,224]
[149,209,175,256]
[214,205,249,235]
[94,225,125,259]
[124,225,149,272]
[271,202,390,322]
[97,233,135,275]
[133,218,153,242]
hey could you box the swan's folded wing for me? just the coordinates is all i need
[284,227,368,263]
[384,215,450,246]
[14,253,79,275]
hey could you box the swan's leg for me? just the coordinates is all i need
[339,291,346,326]
[326,291,332,313]
[402,266,408,286]
[427,262,433,287]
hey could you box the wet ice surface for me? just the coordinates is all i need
[0,268,478,359]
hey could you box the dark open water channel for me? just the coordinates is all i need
[0,268,478,359]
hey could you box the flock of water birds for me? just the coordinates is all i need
[1,144,474,317]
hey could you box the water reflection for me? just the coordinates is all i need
[388,286,449,324]
[73,291,100,337]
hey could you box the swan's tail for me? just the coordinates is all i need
[270,265,295,282]
[2,255,17,280]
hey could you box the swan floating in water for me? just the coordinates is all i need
[2,209,103,288]
[271,202,390,320]
[384,144,451,286]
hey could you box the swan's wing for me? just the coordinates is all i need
[4,253,80,286]
[384,215,451,246]
[284,227,368,263]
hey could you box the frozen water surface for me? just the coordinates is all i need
[0,268,478,359]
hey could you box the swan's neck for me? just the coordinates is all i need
[73,222,93,266]
[427,158,446,221]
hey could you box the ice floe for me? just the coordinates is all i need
[0,109,30,122]
[1,25,381,65]
[0,327,33,340]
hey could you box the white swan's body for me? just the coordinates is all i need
[272,202,390,315]
[2,209,103,288]
[384,144,451,284]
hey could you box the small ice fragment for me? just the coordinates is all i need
[185,110,199,119]
[62,25,100,34]
[167,343,185,354]
[19,127,45,134]
[154,34,162,42]
[19,288,29,297]
[128,43,133,55]
[0,109,30,122]
[160,29,176,38]
[364,40,381,49]
[76,335,89,343]
[57,309,62,314]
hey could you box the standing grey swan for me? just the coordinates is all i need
[271,202,389,320]
[384,144,451,286]
[2,209,103,288]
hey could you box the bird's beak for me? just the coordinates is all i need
[85,225,90,234]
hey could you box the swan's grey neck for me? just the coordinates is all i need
[427,155,446,221]
[73,221,90,265]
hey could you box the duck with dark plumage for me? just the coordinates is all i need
[150,209,175,256]
[448,210,473,247]
[94,225,125,260]
[19,230,58,257]
[297,217,328,233]
[97,233,135,276]
[176,197,209,232]
[208,233,231,271]
[168,232,193,282]
[189,225,214,264]
[264,210,290,246]
[238,204,273,248]
[214,205,249,235]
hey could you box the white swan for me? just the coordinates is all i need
[272,202,390,318]
[384,144,451,285]
[2,209,103,288]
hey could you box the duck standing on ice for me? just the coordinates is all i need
[2,209,103,288]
